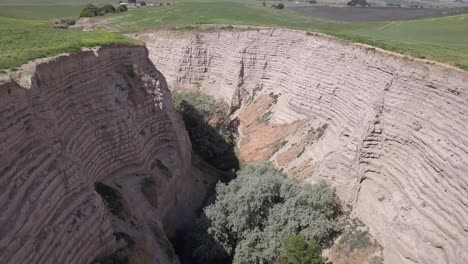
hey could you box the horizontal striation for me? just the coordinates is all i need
[141,29,468,264]
[0,46,197,264]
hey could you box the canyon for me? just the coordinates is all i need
[0,28,467,264]
[139,29,468,264]
[0,46,215,264]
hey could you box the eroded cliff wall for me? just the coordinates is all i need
[0,46,213,264]
[139,29,468,264]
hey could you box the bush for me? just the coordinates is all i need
[79,4,101,18]
[281,235,325,264]
[189,164,341,264]
[100,4,116,14]
[347,0,369,6]
[117,5,128,12]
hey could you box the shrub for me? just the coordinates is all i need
[189,164,341,264]
[117,5,128,12]
[79,4,101,18]
[100,4,116,14]
[347,0,369,6]
[281,235,325,264]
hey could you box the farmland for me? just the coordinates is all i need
[0,5,84,20]
[0,1,467,70]
[287,6,468,22]
[99,2,468,70]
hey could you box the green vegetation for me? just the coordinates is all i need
[79,4,119,17]
[188,164,341,264]
[281,235,325,264]
[117,5,128,12]
[0,16,135,70]
[0,5,83,20]
[2,1,467,70]
[347,0,370,6]
[102,2,468,70]
[101,4,117,14]
[172,89,239,171]
[334,15,468,70]
[273,3,285,9]
[80,4,102,18]
[79,3,123,18]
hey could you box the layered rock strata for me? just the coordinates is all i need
[139,29,468,264]
[0,46,212,264]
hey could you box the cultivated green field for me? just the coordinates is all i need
[100,2,468,70]
[0,0,112,4]
[0,5,84,20]
[0,1,467,71]
[99,3,373,32]
[339,15,468,70]
[0,17,136,70]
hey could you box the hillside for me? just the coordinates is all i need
[140,28,468,264]
[0,46,215,264]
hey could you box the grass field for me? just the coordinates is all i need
[0,0,111,4]
[98,3,372,32]
[287,6,468,22]
[0,1,467,71]
[0,5,84,20]
[337,15,468,69]
[0,17,136,70]
[100,2,468,70]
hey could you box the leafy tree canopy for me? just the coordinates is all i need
[281,235,325,264]
[189,164,341,264]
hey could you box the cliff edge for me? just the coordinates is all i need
[0,46,213,264]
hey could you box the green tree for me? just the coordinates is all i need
[117,5,128,12]
[99,4,116,14]
[347,0,369,6]
[79,4,100,18]
[190,164,341,264]
[281,235,325,264]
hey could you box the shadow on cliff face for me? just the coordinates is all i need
[173,91,240,174]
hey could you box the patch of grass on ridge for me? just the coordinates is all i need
[0,16,137,70]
